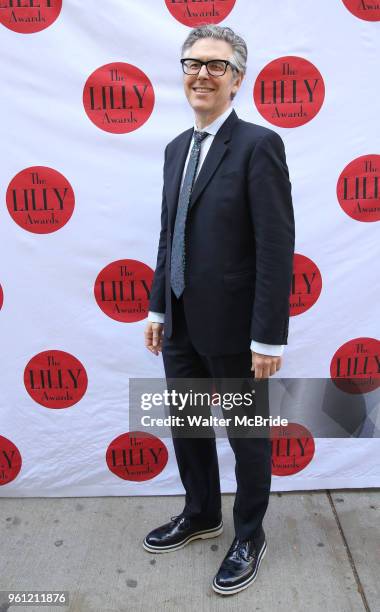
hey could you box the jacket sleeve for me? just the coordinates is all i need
[247,131,295,345]
[149,145,169,313]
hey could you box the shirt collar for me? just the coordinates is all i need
[193,106,234,137]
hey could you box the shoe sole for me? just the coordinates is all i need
[212,540,267,595]
[142,521,223,554]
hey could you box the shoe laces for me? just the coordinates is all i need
[228,537,256,562]
[170,514,186,525]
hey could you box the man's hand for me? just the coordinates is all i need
[251,351,282,379]
[145,321,164,356]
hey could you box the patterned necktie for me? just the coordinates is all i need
[170,130,210,298]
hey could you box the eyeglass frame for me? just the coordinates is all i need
[180,58,240,77]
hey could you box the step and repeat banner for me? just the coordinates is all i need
[0,1,379,496]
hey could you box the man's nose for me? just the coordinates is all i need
[198,64,209,78]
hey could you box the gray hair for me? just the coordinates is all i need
[181,25,248,75]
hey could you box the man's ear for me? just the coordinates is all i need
[232,72,244,95]
[238,72,245,86]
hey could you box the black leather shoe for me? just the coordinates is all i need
[143,514,223,553]
[212,528,267,595]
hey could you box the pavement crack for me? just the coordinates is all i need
[327,490,371,612]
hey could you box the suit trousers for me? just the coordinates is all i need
[162,291,272,540]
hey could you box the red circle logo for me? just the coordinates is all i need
[0,284,3,310]
[290,254,322,316]
[24,350,88,408]
[330,337,380,394]
[164,0,236,26]
[6,166,75,234]
[83,62,155,134]
[342,0,380,21]
[106,432,168,481]
[337,155,380,222]
[0,435,22,485]
[0,0,62,33]
[254,56,325,128]
[94,259,154,323]
[271,423,315,476]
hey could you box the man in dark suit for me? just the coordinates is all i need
[144,25,295,596]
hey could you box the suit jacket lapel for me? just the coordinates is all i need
[166,128,193,229]
[166,109,239,226]
[189,109,239,211]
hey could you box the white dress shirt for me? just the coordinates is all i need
[148,105,284,357]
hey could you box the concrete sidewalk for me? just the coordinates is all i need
[0,490,378,612]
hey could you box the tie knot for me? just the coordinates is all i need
[193,130,209,145]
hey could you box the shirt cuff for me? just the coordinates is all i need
[148,311,165,323]
[250,341,284,356]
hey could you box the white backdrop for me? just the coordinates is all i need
[0,0,379,496]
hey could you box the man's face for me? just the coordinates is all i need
[182,38,243,118]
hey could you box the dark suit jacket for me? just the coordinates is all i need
[149,109,295,356]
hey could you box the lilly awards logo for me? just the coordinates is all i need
[24,350,88,408]
[94,259,154,323]
[254,56,325,128]
[0,436,22,486]
[342,1,380,21]
[290,254,322,316]
[0,0,62,33]
[6,166,75,234]
[83,62,155,134]
[271,423,315,476]
[337,155,380,222]
[106,432,168,482]
[164,0,236,26]
[330,338,380,395]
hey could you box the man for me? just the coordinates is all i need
[143,25,295,596]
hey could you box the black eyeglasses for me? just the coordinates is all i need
[181,58,239,77]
